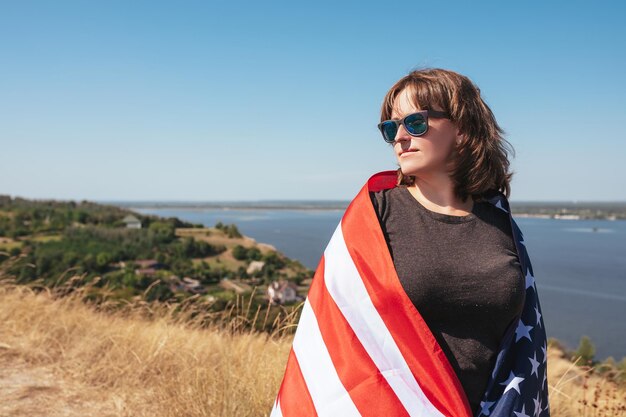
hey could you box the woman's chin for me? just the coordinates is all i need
[398,163,422,177]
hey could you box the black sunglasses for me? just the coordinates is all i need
[378,109,451,143]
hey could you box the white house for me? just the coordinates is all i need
[122,214,142,229]
[267,280,301,305]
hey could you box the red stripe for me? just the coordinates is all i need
[340,170,472,417]
[307,256,411,417]
[277,348,317,416]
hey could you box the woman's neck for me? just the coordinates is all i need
[407,176,474,216]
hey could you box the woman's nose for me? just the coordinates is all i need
[394,124,411,142]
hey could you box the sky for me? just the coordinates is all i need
[1,0,625,202]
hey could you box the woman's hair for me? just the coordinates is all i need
[380,67,515,201]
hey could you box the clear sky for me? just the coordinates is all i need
[1,0,625,202]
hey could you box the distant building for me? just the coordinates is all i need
[267,280,301,305]
[553,214,581,220]
[122,214,142,229]
[247,260,265,275]
[169,275,206,294]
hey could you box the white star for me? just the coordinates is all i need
[534,306,542,327]
[515,320,533,343]
[479,401,495,416]
[525,271,535,290]
[542,369,547,387]
[514,404,531,417]
[541,341,547,363]
[533,392,542,417]
[500,371,525,394]
[528,352,540,377]
[495,199,508,213]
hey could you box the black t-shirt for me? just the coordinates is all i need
[369,186,525,414]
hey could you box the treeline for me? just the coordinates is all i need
[8,221,222,281]
[0,194,199,238]
[215,221,242,238]
[0,195,232,302]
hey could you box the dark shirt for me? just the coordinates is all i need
[369,186,525,415]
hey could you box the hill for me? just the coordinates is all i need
[0,195,313,332]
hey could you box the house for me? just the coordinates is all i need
[267,280,301,305]
[169,275,206,294]
[247,260,265,275]
[122,214,142,229]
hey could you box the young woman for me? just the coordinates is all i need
[270,68,549,417]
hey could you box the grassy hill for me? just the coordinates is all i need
[0,195,313,333]
[1,282,625,417]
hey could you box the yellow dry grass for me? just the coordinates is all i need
[175,228,276,253]
[0,282,624,417]
[0,283,291,417]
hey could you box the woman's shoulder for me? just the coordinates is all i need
[473,197,516,238]
[369,186,404,219]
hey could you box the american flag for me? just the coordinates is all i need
[270,170,550,417]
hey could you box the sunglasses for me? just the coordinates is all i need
[378,109,451,143]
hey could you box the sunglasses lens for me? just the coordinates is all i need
[380,121,398,143]
[404,113,427,136]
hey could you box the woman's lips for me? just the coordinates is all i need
[400,150,419,156]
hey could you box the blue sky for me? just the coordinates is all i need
[1,1,625,202]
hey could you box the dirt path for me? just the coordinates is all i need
[0,360,125,417]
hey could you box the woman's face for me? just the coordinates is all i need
[390,88,462,178]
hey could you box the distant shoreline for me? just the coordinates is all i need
[122,203,626,221]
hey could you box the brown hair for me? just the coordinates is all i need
[380,67,514,201]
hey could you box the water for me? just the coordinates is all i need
[133,207,626,360]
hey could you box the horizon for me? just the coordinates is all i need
[5,193,626,205]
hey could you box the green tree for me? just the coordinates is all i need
[232,245,248,260]
[148,221,175,243]
[247,247,261,261]
[225,224,242,238]
[574,335,596,365]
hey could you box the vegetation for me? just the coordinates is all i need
[549,336,626,388]
[0,195,313,323]
[0,282,624,417]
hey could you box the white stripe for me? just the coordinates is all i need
[269,397,283,417]
[293,299,361,416]
[323,220,445,417]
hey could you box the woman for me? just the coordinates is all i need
[270,68,549,417]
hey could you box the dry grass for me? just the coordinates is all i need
[177,227,279,271]
[175,228,276,253]
[0,281,295,417]
[0,280,624,416]
[547,348,626,416]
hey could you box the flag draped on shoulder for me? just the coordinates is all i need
[269,170,550,417]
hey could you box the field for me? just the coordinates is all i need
[0,283,624,417]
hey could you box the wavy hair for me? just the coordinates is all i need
[380,67,515,201]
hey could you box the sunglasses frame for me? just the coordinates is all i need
[378,109,451,143]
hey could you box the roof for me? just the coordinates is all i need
[122,214,141,223]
